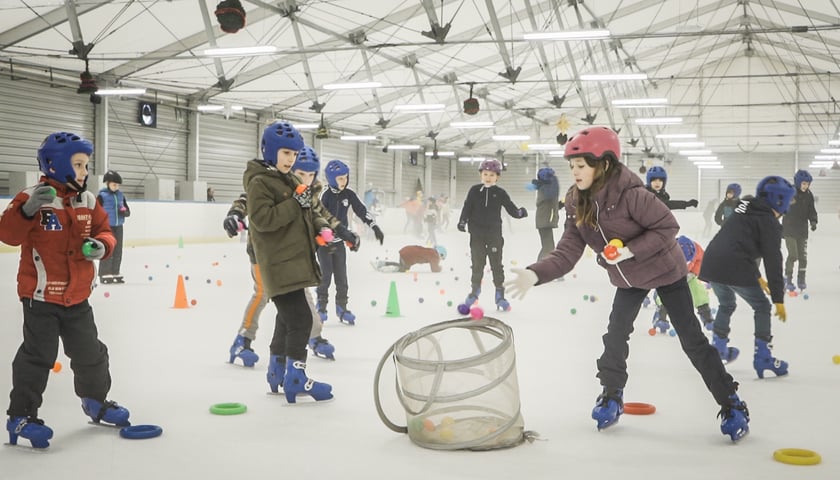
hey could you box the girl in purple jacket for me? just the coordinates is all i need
[504,126,749,442]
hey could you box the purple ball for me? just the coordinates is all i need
[457,303,470,315]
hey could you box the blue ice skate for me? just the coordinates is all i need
[719,394,750,442]
[267,354,285,393]
[228,335,259,367]
[652,309,670,334]
[6,416,53,449]
[753,338,788,379]
[316,301,328,323]
[81,398,130,427]
[495,288,510,312]
[336,306,355,325]
[283,358,333,404]
[309,336,336,360]
[642,296,651,308]
[464,286,480,306]
[592,388,623,430]
[712,334,739,363]
[784,276,796,292]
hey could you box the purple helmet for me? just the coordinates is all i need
[478,159,502,174]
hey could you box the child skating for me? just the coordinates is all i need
[781,169,818,291]
[96,169,130,284]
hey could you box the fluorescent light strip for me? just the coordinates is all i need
[291,123,319,130]
[581,73,648,81]
[492,134,530,141]
[425,151,455,157]
[819,148,840,154]
[204,46,277,56]
[547,151,565,156]
[692,161,720,165]
[669,142,705,148]
[696,164,724,169]
[197,105,224,112]
[458,157,485,162]
[323,82,381,90]
[527,143,564,150]
[340,135,376,141]
[612,98,668,106]
[687,156,717,161]
[393,104,445,112]
[94,88,146,96]
[828,140,840,146]
[655,133,697,139]
[814,155,840,160]
[523,30,610,40]
[679,150,712,156]
[635,117,682,125]
[809,162,834,167]
[387,145,421,150]
[450,121,494,129]
[613,104,667,109]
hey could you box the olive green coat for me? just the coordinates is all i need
[243,160,331,297]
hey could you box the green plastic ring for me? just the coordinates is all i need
[209,402,247,415]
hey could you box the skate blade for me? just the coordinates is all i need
[310,353,336,361]
[266,391,334,405]
[4,442,50,452]
[88,420,131,428]
[729,429,749,443]
[225,360,258,368]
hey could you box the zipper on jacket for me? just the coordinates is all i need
[595,200,633,288]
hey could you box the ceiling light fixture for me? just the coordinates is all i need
[696,164,724,169]
[197,105,225,112]
[527,143,565,150]
[393,104,445,112]
[655,133,697,139]
[458,157,485,162]
[204,46,277,56]
[291,123,319,129]
[687,156,718,161]
[828,140,840,146]
[492,134,530,141]
[425,151,455,157]
[679,149,712,156]
[814,155,840,160]
[819,148,840,154]
[340,135,376,141]
[669,141,705,148]
[323,81,382,90]
[94,88,146,96]
[581,73,648,81]
[386,145,421,150]
[635,117,682,125]
[522,30,610,40]
[611,98,668,106]
[450,121,494,129]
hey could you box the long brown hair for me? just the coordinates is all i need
[572,156,621,229]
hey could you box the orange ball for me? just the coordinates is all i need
[52,361,62,373]
[216,279,223,287]
[439,289,445,295]
[190,299,197,306]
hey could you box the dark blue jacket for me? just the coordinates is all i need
[700,196,785,304]
[97,188,130,227]
[320,187,377,228]
[782,189,817,239]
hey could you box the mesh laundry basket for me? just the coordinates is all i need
[374,317,534,450]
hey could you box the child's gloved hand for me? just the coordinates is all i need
[687,199,699,208]
[457,221,467,232]
[774,303,786,322]
[81,238,106,261]
[316,227,334,246]
[22,185,56,217]
[293,184,312,208]
[810,223,817,232]
[758,277,770,295]
[602,247,634,265]
[335,224,361,251]
[504,268,539,300]
[371,225,384,245]
[223,214,245,237]
[526,182,538,192]
[516,207,528,218]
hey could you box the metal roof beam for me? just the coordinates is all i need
[0,0,111,49]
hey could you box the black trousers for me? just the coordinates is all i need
[99,225,124,277]
[316,243,349,309]
[597,277,737,406]
[270,289,313,361]
[469,233,505,290]
[7,299,111,418]
[537,227,555,261]
[784,237,807,279]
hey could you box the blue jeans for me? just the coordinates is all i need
[710,282,772,341]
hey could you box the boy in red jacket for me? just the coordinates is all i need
[1,132,129,449]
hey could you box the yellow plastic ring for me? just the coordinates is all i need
[209,402,247,415]
[773,448,821,466]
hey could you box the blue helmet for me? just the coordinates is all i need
[756,176,796,214]
[537,167,555,181]
[676,235,696,262]
[646,166,667,187]
[260,121,304,166]
[726,183,741,198]
[793,169,812,186]
[293,145,320,179]
[37,132,94,183]
[325,159,350,189]
[434,245,447,260]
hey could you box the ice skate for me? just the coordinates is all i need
[283,358,333,403]
[112,275,125,284]
[81,398,130,427]
[316,301,328,323]
[99,275,115,284]
[784,276,796,292]
[719,394,749,442]
[266,354,285,393]
[712,334,739,363]
[495,288,511,312]
[309,336,336,360]
[336,306,355,325]
[464,286,480,306]
[796,272,807,291]
[697,304,714,331]
[652,309,670,334]
[753,338,788,379]
[6,416,53,449]
[592,388,623,430]
[228,334,259,367]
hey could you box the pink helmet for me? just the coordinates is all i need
[478,159,502,174]
[564,126,620,163]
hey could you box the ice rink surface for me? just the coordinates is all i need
[1,211,838,479]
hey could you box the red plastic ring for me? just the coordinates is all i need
[624,402,656,415]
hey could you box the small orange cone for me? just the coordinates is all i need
[173,274,189,309]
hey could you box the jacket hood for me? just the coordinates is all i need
[593,164,645,206]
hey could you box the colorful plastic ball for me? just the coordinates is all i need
[418,297,424,303]
[570,308,577,315]
[511,260,518,265]
[583,294,589,301]
[446,301,453,307]
[52,361,62,373]
[184,275,190,281]
[190,299,197,306]
[648,328,657,336]
[832,355,840,365]
[803,294,809,300]
[216,280,223,287]
[422,418,436,432]
[371,300,377,307]
[454,276,459,281]
[435,281,440,286]
[469,306,484,320]
[148,276,153,281]
[440,416,455,426]
[165,264,170,268]
[439,428,454,441]
[457,304,470,315]
[206,279,211,284]
[668,329,677,337]
[103,292,110,298]
[439,289,445,295]
[144,265,149,269]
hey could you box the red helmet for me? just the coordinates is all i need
[564,126,620,162]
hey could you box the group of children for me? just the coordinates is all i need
[0,123,819,448]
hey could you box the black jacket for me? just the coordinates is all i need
[458,184,523,236]
[714,198,740,226]
[647,187,693,210]
[781,189,817,239]
[700,196,785,304]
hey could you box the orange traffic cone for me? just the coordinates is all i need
[173,274,189,309]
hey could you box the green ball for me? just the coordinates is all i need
[583,294,589,300]
[570,308,577,315]
[447,300,453,307]
[81,241,97,257]
[371,300,377,307]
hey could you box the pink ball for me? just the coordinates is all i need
[469,306,484,320]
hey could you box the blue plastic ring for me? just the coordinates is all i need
[119,424,163,439]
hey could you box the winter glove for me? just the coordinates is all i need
[810,223,817,232]
[758,277,770,296]
[504,268,539,300]
[223,214,245,238]
[525,182,538,192]
[292,184,312,209]
[81,238,106,261]
[517,207,528,218]
[774,303,786,322]
[687,199,699,208]
[457,221,466,232]
[558,200,565,210]
[602,246,634,265]
[22,185,57,218]
[316,227,334,246]
[371,225,384,245]
[335,224,361,251]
